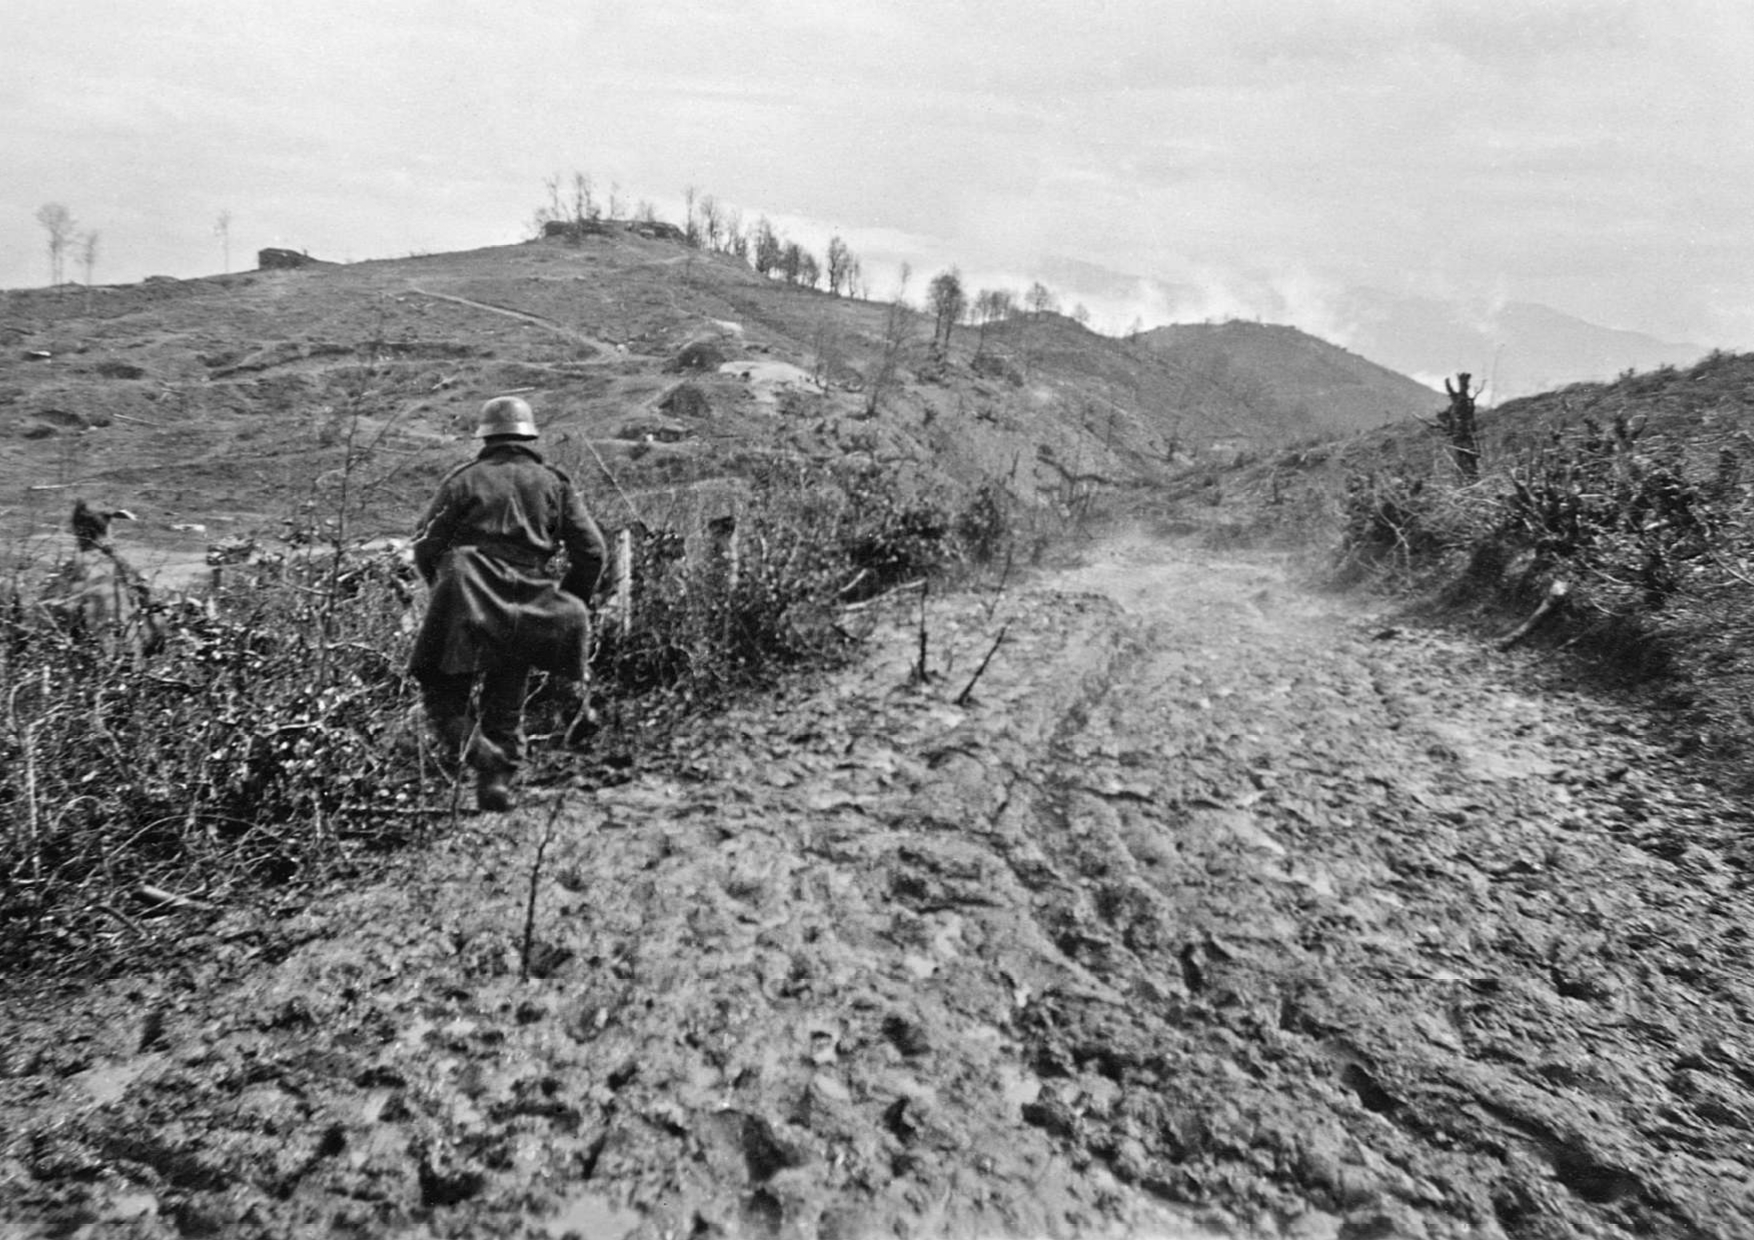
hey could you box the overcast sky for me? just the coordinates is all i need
[6,0,1752,346]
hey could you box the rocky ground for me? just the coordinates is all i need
[5,534,1754,1239]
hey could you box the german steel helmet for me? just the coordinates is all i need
[476,396,539,439]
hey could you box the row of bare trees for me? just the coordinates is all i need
[688,188,865,297]
[529,174,1099,344]
[533,172,659,235]
[528,172,864,297]
[858,267,1087,414]
[34,204,99,287]
[526,172,1095,412]
[928,272,1082,364]
[33,203,246,288]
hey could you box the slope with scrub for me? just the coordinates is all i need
[0,227,1433,588]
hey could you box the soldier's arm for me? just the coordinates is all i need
[557,485,607,600]
[411,484,462,585]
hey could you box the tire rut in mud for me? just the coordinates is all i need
[6,542,1754,1238]
[991,547,1754,1239]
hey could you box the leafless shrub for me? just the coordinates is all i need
[1335,352,1754,763]
[1,458,1021,972]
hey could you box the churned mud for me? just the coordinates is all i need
[6,535,1754,1239]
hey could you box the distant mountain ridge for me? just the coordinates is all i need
[1031,256,1709,403]
[1333,291,1707,402]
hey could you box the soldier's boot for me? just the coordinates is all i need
[418,672,475,776]
[476,767,515,814]
[563,688,602,748]
[431,715,471,776]
[470,736,517,814]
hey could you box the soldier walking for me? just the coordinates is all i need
[409,397,607,811]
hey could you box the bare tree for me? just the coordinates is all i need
[635,199,658,224]
[865,274,918,417]
[973,289,1010,316]
[972,288,1014,360]
[35,203,76,285]
[699,195,726,252]
[214,210,233,273]
[811,317,844,386]
[541,174,565,227]
[780,240,804,285]
[826,235,857,296]
[1438,373,1483,482]
[1021,281,1060,377]
[78,230,99,285]
[724,206,746,260]
[798,250,820,289]
[970,291,995,358]
[966,291,987,356]
[752,217,782,276]
[1072,303,1091,329]
[571,172,598,222]
[607,182,625,221]
[76,229,100,312]
[528,174,566,238]
[683,186,701,248]
[926,267,967,355]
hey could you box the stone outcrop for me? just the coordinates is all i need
[257,248,316,270]
[541,219,608,241]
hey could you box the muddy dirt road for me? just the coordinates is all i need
[6,536,1754,1239]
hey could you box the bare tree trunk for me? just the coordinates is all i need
[1439,373,1482,482]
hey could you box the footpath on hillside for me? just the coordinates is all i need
[5,535,1754,1239]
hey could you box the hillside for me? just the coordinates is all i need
[0,230,1432,584]
[1177,348,1754,783]
[1131,320,1438,441]
[1209,348,1754,538]
[11,239,1754,1238]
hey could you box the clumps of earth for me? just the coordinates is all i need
[4,536,1753,1238]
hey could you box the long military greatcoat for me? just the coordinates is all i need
[408,442,607,681]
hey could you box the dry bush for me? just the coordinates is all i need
[1334,354,1754,765]
[2,462,1020,972]
[1,546,426,972]
[589,460,998,726]
[1336,470,1499,581]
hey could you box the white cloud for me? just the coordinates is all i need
[3,0,1753,346]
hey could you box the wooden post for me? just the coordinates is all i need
[613,526,633,630]
[707,515,738,590]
